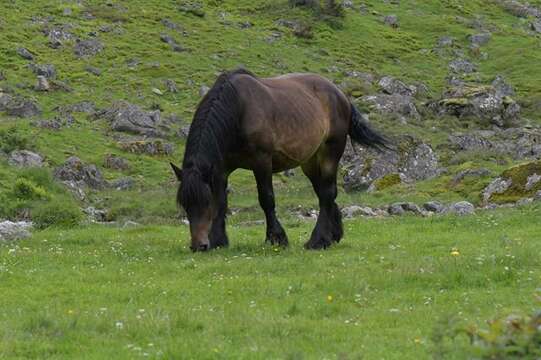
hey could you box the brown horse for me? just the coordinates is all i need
[170,69,388,252]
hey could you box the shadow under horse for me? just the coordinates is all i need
[171,69,389,252]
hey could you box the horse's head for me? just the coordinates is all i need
[171,162,216,252]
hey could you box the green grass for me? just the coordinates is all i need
[1,204,540,359]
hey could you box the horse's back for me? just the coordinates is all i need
[230,72,350,169]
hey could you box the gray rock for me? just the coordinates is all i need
[3,97,41,118]
[423,201,445,213]
[104,154,130,170]
[434,77,520,127]
[388,202,422,216]
[112,177,135,191]
[118,139,174,155]
[483,177,512,203]
[54,156,108,189]
[34,76,50,91]
[446,201,475,215]
[0,221,32,243]
[535,190,541,201]
[384,15,399,28]
[449,59,477,74]
[378,76,417,97]
[33,119,63,131]
[8,150,43,168]
[97,101,165,137]
[499,0,541,18]
[525,174,541,191]
[452,168,491,185]
[28,63,56,78]
[164,79,178,93]
[85,66,102,76]
[360,94,420,122]
[532,20,541,33]
[83,207,107,222]
[437,36,454,47]
[516,197,534,207]
[74,38,104,58]
[469,33,491,46]
[342,136,442,192]
[17,47,34,60]
[160,33,186,52]
[341,205,377,218]
[42,24,74,48]
[448,128,541,161]
[0,70,6,81]
[199,85,210,97]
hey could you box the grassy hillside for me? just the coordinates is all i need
[1,0,541,223]
[1,1,541,358]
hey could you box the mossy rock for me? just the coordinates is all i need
[490,160,541,203]
[372,173,402,191]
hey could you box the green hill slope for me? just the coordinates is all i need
[1,0,541,224]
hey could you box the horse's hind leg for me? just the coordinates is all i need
[254,164,289,247]
[302,142,344,250]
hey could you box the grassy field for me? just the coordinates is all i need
[1,203,540,359]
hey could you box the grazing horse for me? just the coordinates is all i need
[170,69,388,252]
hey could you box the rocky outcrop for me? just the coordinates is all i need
[97,101,167,137]
[432,77,520,127]
[448,127,541,161]
[8,150,44,168]
[0,93,41,118]
[482,160,541,203]
[342,136,443,192]
[0,221,32,243]
[54,156,108,190]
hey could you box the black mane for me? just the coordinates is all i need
[178,68,255,209]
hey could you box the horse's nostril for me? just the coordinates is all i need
[198,244,209,251]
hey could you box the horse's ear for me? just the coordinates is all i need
[170,162,183,181]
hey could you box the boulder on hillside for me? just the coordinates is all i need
[28,63,57,78]
[448,127,541,161]
[359,94,420,123]
[0,94,41,118]
[74,38,103,58]
[482,160,541,204]
[118,139,174,156]
[8,150,44,168]
[97,101,167,137]
[104,154,130,170]
[445,201,475,215]
[0,221,32,243]
[54,156,108,189]
[432,76,520,127]
[378,76,417,97]
[342,136,444,192]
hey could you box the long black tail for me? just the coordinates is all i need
[349,104,391,151]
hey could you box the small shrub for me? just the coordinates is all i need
[13,178,50,200]
[32,197,83,229]
[462,310,541,359]
[0,127,31,153]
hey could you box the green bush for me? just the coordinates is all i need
[31,197,83,229]
[0,127,31,153]
[463,310,541,359]
[13,178,50,200]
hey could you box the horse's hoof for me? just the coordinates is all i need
[304,239,331,250]
[266,232,289,247]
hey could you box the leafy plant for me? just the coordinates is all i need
[0,127,31,153]
[31,197,83,229]
[13,178,50,200]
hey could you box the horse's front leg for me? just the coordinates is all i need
[254,164,289,247]
[209,177,229,249]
